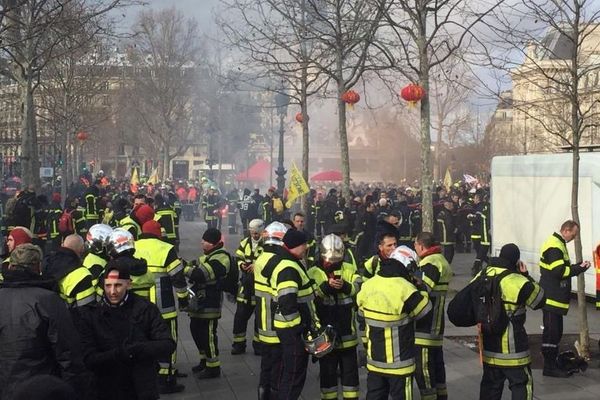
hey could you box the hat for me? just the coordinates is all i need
[499,243,520,267]
[134,204,155,225]
[103,259,131,280]
[9,243,43,269]
[142,220,162,237]
[282,229,307,249]
[390,246,417,267]
[9,227,33,247]
[202,228,222,245]
[51,192,61,204]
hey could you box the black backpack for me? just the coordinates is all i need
[448,268,512,335]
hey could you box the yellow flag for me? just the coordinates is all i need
[147,168,159,185]
[285,162,310,208]
[130,167,139,185]
[443,168,452,191]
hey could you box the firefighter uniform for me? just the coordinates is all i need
[264,248,321,400]
[254,245,285,398]
[357,258,431,400]
[309,259,361,399]
[74,206,88,238]
[58,266,97,308]
[184,243,231,375]
[136,233,188,385]
[232,236,263,353]
[82,251,109,300]
[434,208,456,264]
[414,248,453,400]
[118,215,141,240]
[46,203,62,252]
[475,260,545,400]
[470,200,490,275]
[360,254,381,280]
[202,195,219,229]
[155,205,179,247]
[84,188,100,229]
[539,232,587,374]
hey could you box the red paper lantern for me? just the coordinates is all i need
[76,131,89,141]
[341,90,360,106]
[295,112,303,123]
[400,83,426,106]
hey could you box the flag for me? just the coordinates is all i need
[443,168,452,191]
[130,167,139,193]
[463,174,478,185]
[285,162,310,208]
[147,168,159,185]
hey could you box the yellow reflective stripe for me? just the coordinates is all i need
[366,362,415,376]
[384,328,393,363]
[546,298,569,309]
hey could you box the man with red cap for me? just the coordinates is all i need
[79,261,175,400]
[184,227,232,379]
[135,219,188,394]
[2,226,34,278]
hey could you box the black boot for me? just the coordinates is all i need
[543,348,571,378]
[158,375,186,394]
[231,342,246,355]
[252,341,262,356]
[471,259,482,276]
[196,366,221,379]
[191,359,206,373]
[258,385,269,400]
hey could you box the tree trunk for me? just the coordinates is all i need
[418,13,433,232]
[301,63,310,213]
[19,75,41,190]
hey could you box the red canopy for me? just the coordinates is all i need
[311,170,343,182]
[236,159,271,182]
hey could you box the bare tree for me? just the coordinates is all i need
[478,0,600,358]
[0,0,130,189]
[125,8,204,181]
[374,0,504,231]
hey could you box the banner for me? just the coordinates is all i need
[130,167,139,193]
[285,162,310,208]
[443,168,452,191]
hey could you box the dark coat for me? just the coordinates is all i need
[79,293,175,400]
[0,270,85,400]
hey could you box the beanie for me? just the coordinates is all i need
[9,227,33,247]
[51,192,61,204]
[282,229,307,249]
[202,228,222,245]
[134,204,155,225]
[142,220,162,238]
[499,243,520,268]
[103,259,131,281]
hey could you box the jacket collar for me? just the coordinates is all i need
[554,232,567,244]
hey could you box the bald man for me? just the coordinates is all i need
[43,234,96,309]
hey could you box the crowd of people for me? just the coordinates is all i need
[0,173,588,400]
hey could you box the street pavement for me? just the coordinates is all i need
[163,219,600,400]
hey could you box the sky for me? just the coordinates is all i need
[123,0,221,31]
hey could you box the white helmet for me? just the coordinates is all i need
[248,218,265,233]
[263,221,288,246]
[319,234,345,264]
[107,228,135,256]
[86,224,113,254]
[390,245,417,267]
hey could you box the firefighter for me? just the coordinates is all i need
[308,234,361,400]
[264,229,321,400]
[413,232,453,400]
[434,198,456,264]
[83,224,112,298]
[43,234,96,310]
[468,192,490,275]
[476,243,545,399]
[106,228,155,302]
[83,180,101,229]
[135,220,188,394]
[154,194,179,249]
[231,218,264,355]
[119,204,154,240]
[539,220,590,378]
[46,193,63,253]
[202,187,220,229]
[254,221,288,400]
[292,212,316,267]
[184,228,231,379]
[260,187,276,225]
[356,243,431,400]
[360,231,397,280]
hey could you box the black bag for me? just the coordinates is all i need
[448,268,512,335]
[218,253,239,296]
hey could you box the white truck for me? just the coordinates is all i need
[490,152,600,297]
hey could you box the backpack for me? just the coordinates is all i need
[218,253,239,296]
[447,268,512,335]
[58,209,75,235]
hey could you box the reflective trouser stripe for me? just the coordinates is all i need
[158,318,178,376]
[207,320,220,367]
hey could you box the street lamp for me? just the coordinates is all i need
[274,90,289,194]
